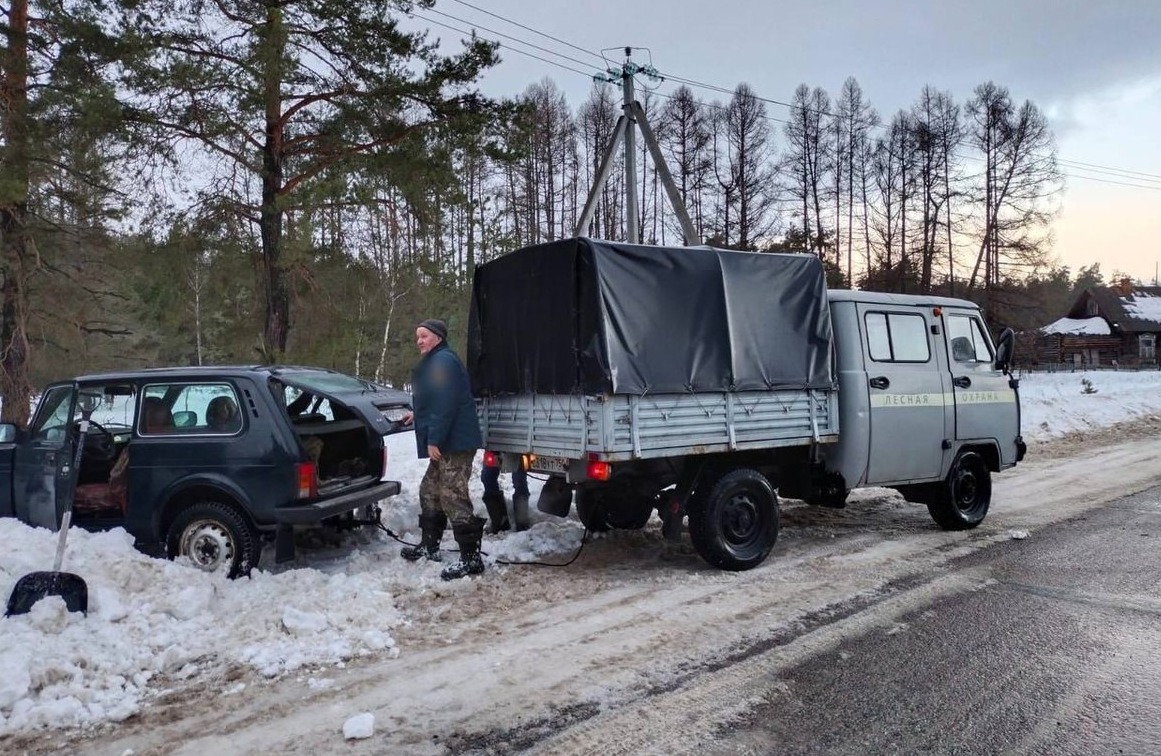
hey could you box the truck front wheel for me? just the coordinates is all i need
[688,469,779,571]
[167,501,260,578]
[927,450,991,531]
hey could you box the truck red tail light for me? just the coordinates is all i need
[483,450,499,468]
[380,445,390,481]
[586,461,612,481]
[296,461,318,499]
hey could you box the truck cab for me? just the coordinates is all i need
[817,291,1025,526]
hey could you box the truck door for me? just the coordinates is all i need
[860,306,950,484]
[944,312,1020,465]
[13,383,77,529]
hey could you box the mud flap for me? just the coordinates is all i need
[275,523,296,563]
[660,494,685,541]
[536,476,573,518]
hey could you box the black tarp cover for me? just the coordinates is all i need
[468,238,834,396]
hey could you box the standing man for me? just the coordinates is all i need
[400,318,486,580]
[481,463,531,533]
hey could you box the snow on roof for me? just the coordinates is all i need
[1040,316,1110,335]
[1121,291,1161,325]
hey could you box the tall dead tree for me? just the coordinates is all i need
[966,82,1061,297]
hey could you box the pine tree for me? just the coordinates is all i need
[115,0,499,360]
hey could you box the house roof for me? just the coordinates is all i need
[1067,285,1161,333]
[1041,316,1111,336]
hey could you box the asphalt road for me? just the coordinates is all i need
[704,488,1161,756]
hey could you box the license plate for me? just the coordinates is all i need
[531,456,568,475]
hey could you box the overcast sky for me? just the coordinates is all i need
[418,0,1161,283]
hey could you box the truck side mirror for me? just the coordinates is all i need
[0,423,16,443]
[994,328,1015,374]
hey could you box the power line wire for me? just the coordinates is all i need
[418,7,597,71]
[1058,158,1161,182]
[414,8,1160,192]
[1064,173,1161,191]
[446,0,606,63]
[407,11,594,80]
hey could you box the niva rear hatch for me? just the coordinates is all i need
[271,369,411,497]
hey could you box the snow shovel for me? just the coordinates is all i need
[5,416,91,617]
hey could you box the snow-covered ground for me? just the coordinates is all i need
[0,368,1158,736]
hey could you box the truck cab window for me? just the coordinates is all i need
[865,312,931,363]
[947,315,993,364]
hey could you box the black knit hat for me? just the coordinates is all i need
[417,318,448,341]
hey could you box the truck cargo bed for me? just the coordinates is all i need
[479,388,839,462]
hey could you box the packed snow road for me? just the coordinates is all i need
[8,415,1161,756]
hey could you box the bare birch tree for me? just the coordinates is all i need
[659,85,713,243]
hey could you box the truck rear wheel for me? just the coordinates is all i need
[927,450,991,530]
[688,468,778,571]
[167,501,259,578]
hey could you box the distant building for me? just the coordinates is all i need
[1037,279,1161,367]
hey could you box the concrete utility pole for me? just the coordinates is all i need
[622,54,639,244]
[576,48,699,246]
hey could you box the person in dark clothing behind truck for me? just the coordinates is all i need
[399,318,486,580]
[481,462,531,533]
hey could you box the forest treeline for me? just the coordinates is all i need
[0,1,1123,422]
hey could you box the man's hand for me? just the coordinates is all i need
[427,444,442,461]
[401,410,414,426]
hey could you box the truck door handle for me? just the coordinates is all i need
[869,376,890,390]
[954,376,971,388]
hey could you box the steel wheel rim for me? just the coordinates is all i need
[722,491,762,547]
[179,519,236,571]
[953,456,989,516]
[955,469,978,506]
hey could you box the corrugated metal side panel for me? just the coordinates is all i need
[480,389,837,460]
[479,395,592,458]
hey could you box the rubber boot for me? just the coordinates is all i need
[482,491,510,534]
[400,511,447,562]
[512,492,531,532]
[441,516,486,580]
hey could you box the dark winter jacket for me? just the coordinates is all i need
[411,341,483,458]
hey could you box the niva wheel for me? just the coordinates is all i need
[167,501,259,578]
[687,468,779,571]
[927,450,992,531]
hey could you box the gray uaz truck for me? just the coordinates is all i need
[468,238,1026,571]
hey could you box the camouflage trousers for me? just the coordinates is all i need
[418,450,476,526]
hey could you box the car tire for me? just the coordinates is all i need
[926,450,991,531]
[687,468,779,571]
[167,501,259,578]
